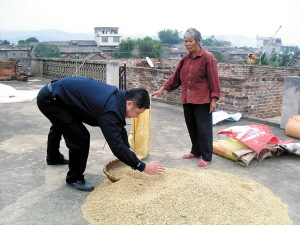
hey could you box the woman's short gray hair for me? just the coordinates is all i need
[184,28,202,45]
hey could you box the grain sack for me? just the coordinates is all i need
[285,115,300,139]
[213,138,250,162]
[280,142,300,155]
[218,125,294,154]
[128,96,151,159]
[82,167,293,225]
[213,139,286,166]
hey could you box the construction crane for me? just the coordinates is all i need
[258,26,282,65]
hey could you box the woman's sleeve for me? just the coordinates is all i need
[163,57,185,91]
[207,55,221,100]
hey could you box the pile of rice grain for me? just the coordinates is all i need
[82,167,293,225]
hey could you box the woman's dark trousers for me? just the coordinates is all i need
[183,103,213,162]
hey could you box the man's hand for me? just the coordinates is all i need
[151,86,165,98]
[143,161,166,175]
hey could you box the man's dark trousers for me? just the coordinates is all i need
[37,84,90,183]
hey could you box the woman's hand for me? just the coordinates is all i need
[151,86,165,98]
[143,161,166,175]
[209,98,218,113]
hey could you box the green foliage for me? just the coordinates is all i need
[202,36,215,46]
[17,37,39,47]
[269,50,278,63]
[112,40,136,58]
[202,35,231,47]
[212,51,226,62]
[277,50,293,66]
[26,37,39,43]
[214,40,232,47]
[71,54,79,59]
[239,60,248,64]
[1,40,11,45]
[202,39,214,46]
[34,43,61,58]
[18,40,27,47]
[252,50,292,66]
[137,37,162,58]
[112,37,162,59]
[158,29,181,44]
[255,52,270,65]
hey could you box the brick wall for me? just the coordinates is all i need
[125,62,300,119]
[0,61,20,81]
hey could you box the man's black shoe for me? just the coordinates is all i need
[46,154,69,165]
[66,179,94,192]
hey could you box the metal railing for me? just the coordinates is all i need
[41,59,107,82]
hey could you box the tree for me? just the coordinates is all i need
[212,51,226,62]
[1,40,11,45]
[255,52,270,65]
[201,35,231,47]
[18,40,27,47]
[18,37,39,47]
[253,50,292,66]
[269,50,278,64]
[214,40,232,47]
[112,40,136,58]
[137,37,162,58]
[277,50,292,66]
[26,37,39,43]
[34,43,61,58]
[202,36,215,46]
[158,29,181,44]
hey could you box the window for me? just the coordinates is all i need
[102,37,108,43]
[113,37,120,43]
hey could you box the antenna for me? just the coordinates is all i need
[146,57,154,68]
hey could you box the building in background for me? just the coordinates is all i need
[28,40,109,59]
[256,36,298,58]
[0,46,30,61]
[256,36,282,58]
[94,27,121,54]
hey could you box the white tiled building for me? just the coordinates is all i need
[94,27,121,53]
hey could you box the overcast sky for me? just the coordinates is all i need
[0,0,299,46]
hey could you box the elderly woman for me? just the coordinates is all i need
[151,28,220,167]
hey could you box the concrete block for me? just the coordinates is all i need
[280,76,300,129]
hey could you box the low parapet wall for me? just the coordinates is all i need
[125,62,300,119]
[31,58,119,87]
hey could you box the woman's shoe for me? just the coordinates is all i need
[197,159,211,167]
[182,153,201,159]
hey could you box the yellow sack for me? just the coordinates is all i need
[128,96,151,159]
[213,139,250,162]
[285,115,300,139]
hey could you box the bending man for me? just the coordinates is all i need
[37,76,166,192]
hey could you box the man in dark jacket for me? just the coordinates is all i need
[37,77,166,192]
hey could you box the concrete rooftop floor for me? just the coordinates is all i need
[0,77,299,225]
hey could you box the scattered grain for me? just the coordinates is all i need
[82,167,292,225]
